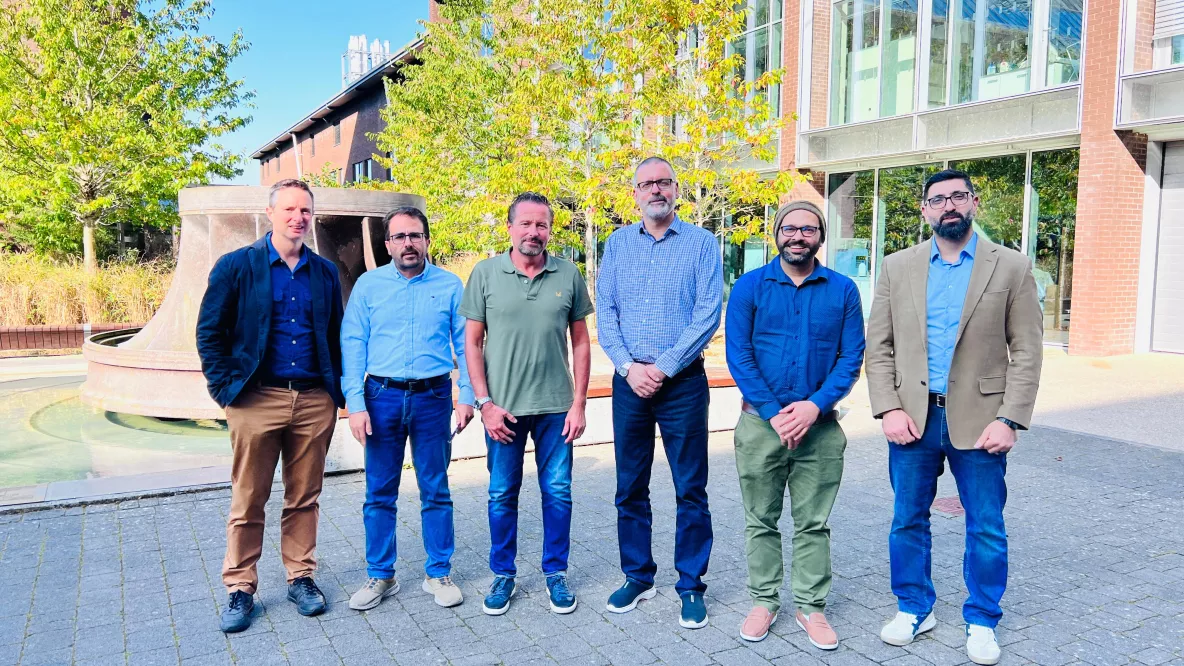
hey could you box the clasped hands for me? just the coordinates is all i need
[769,400,821,449]
[625,363,667,398]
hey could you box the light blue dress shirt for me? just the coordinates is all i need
[340,262,474,414]
[926,233,977,394]
[596,217,723,378]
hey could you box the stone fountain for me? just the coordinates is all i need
[80,186,424,419]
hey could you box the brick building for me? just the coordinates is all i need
[254,0,1183,355]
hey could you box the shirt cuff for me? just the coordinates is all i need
[457,385,476,407]
[756,401,783,421]
[653,352,683,379]
[345,394,367,415]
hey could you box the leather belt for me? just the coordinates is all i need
[741,401,836,422]
[369,373,449,392]
[259,377,322,391]
[929,392,947,408]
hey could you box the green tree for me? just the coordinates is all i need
[374,0,804,286]
[0,0,250,271]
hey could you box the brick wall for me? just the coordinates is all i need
[1071,0,1148,356]
[777,0,825,207]
[810,0,830,130]
[0,324,142,352]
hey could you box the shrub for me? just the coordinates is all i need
[0,253,173,326]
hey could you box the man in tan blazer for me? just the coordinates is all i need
[865,169,1042,666]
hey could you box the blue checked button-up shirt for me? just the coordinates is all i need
[596,217,723,378]
[340,262,474,414]
[926,233,977,394]
[725,260,866,420]
[263,233,319,381]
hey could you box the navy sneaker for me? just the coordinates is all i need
[287,576,327,617]
[606,579,656,613]
[482,575,516,616]
[546,573,577,614]
[679,591,708,629]
[220,590,254,633]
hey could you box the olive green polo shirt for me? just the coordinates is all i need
[459,251,595,417]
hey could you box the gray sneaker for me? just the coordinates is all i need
[422,575,464,607]
[349,577,399,611]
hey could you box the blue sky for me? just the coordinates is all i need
[204,1,431,185]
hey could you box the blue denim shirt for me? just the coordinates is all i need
[926,233,977,394]
[262,233,319,381]
[725,259,866,420]
[340,262,474,414]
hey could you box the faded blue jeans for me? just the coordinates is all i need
[888,401,1008,628]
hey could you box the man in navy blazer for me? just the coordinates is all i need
[197,179,344,632]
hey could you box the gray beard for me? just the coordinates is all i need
[642,199,674,221]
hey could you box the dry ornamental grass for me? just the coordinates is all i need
[0,253,173,326]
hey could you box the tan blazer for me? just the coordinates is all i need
[866,236,1043,449]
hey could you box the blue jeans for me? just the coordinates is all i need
[612,365,712,595]
[888,402,1008,628]
[486,412,573,577]
[362,377,454,580]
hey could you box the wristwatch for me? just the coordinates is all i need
[996,417,1019,430]
[475,396,492,410]
[617,362,633,378]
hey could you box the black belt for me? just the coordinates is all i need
[929,393,947,408]
[259,377,322,391]
[369,373,449,392]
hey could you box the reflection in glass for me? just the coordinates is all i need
[732,0,785,117]
[1028,149,1078,344]
[950,154,1025,251]
[929,0,950,108]
[876,164,941,268]
[882,0,918,116]
[827,171,876,319]
[951,0,1033,104]
[831,0,883,124]
[722,206,770,300]
[1046,0,1082,85]
[1174,35,1184,65]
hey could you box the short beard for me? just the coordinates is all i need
[931,213,973,241]
[642,198,674,221]
[516,239,545,257]
[395,251,425,273]
[777,240,820,266]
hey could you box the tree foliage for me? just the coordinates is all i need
[374,0,805,277]
[0,0,251,270]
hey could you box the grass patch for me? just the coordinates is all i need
[0,253,173,326]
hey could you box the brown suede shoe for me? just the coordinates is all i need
[795,610,839,650]
[740,606,777,642]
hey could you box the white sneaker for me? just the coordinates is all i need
[966,625,1001,665]
[880,611,936,646]
[422,576,464,608]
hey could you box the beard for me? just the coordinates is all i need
[516,237,545,257]
[641,196,674,221]
[777,238,821,266]
[931,211,974,240]
[394,248,425,272]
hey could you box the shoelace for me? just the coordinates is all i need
[548,575,570,598]
[436,575,454,587]
[491,577,511,596]
[293,578,318,595]
[228,592,249,610]
[364,578,385,591]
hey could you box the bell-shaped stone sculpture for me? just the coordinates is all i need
[81,186,424,419]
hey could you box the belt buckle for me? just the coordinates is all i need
[407,379,425,392]
[934,393,946,408]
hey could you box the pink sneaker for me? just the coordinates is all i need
[740,606,777,642]
[796,610,839,650]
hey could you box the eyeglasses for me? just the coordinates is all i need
[924,191,972,208]
[387,232,427,244]
[778,225,820,238]
[636,178,676,191]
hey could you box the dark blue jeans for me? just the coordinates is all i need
[889,402,1008,628]
[612,366,712,595]
[362,377,454,580]
[486,412,573,578]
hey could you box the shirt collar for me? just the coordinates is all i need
[499,250,558,274]
[638,216,686,240]
[266,232,308,270]
[390,260,432,283]
[930,232,978,264]
[762,257,829,285]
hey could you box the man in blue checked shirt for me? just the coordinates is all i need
[725,201,865,649]
[340,206,475,612]
[598,156,723,629]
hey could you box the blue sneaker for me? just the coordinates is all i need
[482,575,516,616]
[679,591,708,629]
[546,573,577,614]
[605,579,656,613]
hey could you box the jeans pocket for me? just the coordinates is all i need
[428,381,453,401]
[363,380,383,400]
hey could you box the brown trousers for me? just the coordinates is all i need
[222,386,337,594]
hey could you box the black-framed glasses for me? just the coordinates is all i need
[924,191,972,208]
[636,178,675,191]
[387,232,427,244]
[778,225,820,238]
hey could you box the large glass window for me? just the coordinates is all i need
[1028,149,1078,344]
[732,0,785,117]
[949,154,1025,251]
[827,171,876,318]
[882,0,919,116]
[876,163,941,268]
[1046,0,1082,85]
[950,0,1034,104]
[928,0,950,108]
[831,0,882,124]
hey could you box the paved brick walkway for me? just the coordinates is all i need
[1,425,1182,666]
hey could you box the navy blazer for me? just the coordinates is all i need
[196,235,345,409]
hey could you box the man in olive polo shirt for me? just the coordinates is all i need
[461,192,594,617]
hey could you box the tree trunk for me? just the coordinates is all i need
[583,213,597,303]
[82,217,97,274]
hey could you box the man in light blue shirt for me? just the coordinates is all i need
[340,206,475,611]
[598,156,723,629]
